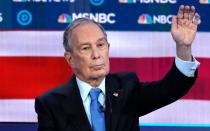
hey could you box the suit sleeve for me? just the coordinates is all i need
[127,61,198,116]
[35,97,56,131]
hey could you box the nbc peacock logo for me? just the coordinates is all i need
[137,14,153,24]
[199,0,210,4]
[58,14,72,24]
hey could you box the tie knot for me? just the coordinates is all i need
[89,88,102,100]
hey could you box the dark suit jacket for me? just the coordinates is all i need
[35,62,197,131]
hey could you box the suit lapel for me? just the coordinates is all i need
[105,74,122,131]
[61,74,123,131]
[62,76,92,131]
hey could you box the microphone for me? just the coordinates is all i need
[99,105,105,112]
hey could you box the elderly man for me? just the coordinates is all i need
[35,5,200,131]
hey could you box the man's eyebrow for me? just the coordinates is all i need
[78,37,107,46]
[79,42,91,46]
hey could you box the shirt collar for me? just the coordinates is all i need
[76,77,106,102]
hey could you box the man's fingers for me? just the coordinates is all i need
[193,13,200,25]
[183,5,190,20]
[178,5,196,21]
[171,16,178,30]
[189,6,195,21]
[177,5,199,26]
[177,5,184,19]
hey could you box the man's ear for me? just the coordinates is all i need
[64,51,73,67]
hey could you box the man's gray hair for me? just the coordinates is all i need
[63,18,107,51]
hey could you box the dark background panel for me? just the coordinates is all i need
[0,0,209,31]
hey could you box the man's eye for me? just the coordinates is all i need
[98,43,105,47]
[81,47,90,50]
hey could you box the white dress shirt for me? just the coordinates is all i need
[76,77,106,125]
[76,57,200,125]
[175,56,200,77]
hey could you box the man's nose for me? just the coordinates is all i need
[91,47,100,59]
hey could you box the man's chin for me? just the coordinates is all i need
[90,71,108,79]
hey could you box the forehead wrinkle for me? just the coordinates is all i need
[97,37,107,42]
[70,23,106,49]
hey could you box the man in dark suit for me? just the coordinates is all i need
[35,5,200,131]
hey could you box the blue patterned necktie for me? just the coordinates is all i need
[89,88,106,131]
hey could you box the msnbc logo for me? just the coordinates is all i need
[58,14,72,24]
[119,0,136,3]
[138,14,153,24]
[200,0,210,4]
[58,13,116,24]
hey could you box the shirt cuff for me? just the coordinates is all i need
[175,56,200,77]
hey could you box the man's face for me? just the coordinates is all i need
[65,22,110,82]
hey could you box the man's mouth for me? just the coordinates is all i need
[91,64,105,70]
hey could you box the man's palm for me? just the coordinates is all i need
[171,5,200,46]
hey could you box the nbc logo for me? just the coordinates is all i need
[138,14,173,24]
[119,0,136,3]
[58,14,72,24]
[200,0,210,4]
[138,14,153,24]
